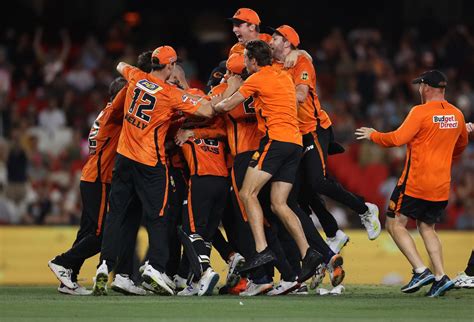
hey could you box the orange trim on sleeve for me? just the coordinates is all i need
[96,183,107,236]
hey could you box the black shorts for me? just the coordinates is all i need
[386,185,448,224]
[248,136,302,184]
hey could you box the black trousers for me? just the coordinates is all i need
[299,127,367,237]
[54,181,141,280]
[100,154,169,272]
[181,175,228,272]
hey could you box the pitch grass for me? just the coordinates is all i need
[0,285,472,322]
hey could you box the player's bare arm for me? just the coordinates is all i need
[214,91,246,113]
[284,49,313,68]
[296,84,309,104]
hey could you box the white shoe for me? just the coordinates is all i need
[162,274,176,291]
[173,275,188,291]
[291,283,309,295]
[226,253,245,285]
[48,260,75,289]
[141,264,174,295]
[453,272,474,288]
[326,230,349,254]
[58,282,92,295]
[111,274,147,295]
[239,280,273,296]
[267,280,299,296]
[310,264,326,290]
[92,260,109,296]
[198,268,220,296]
[360,202,381,240]
[139,261,149,274]
[177,282,199,296]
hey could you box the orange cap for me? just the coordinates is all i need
[152,45,177,65]
[274,25,300,47]
[229,8,260,25]
[226,53,245,74]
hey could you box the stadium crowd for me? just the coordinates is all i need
[0,20,472,229]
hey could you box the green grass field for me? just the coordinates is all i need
[0,285,472,321]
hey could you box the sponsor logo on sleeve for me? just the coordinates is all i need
[301,71,309,80]
[181,94,200,106]
[137,79,162,94]
[432,115,458,129]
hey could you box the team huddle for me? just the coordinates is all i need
[47,8,471,298]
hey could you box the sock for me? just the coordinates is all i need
[435,275,444,281]
[464,251,474,276]
[414,266,427,274]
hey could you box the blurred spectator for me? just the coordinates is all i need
[38,97,66,133]
[6,128,28,204]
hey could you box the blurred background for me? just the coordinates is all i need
[0,0,472,230]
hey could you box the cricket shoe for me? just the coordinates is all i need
[359,203,381,240]
[327,254,345,287]
[198,267,220,296]
[92,260,109,296]
[326,230,349,254]
[58,282,92,295]
[401,268,435,293]
[239,279,273,296]
[426,275,454,297]
[48,260,75,289]
[453,272,474,289]
[267,280,300,296]
[111,274,146,296]
[141,264,174,296]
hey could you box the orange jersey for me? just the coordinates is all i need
[182,136,228,177]
[203,82,262,156]
[238,65,302,146]
[229,33,272,56]
[117,66,200,166]
[274,56,331,133]
[371,100,468,201]
[81,86,127,183]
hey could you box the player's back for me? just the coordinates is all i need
[117,67,193,166]
[403,100,466,200]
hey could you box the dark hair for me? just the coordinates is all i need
[151,57,167,71]
[137,50,152,73]
[108,77,127,101]
[245,40,272,67]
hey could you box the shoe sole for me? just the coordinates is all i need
[57,287,92,296]
[267,282,300,296]
[48,262,76,289]
[330,256,345,287]
[111,284,145,296]
[142,274,174,296]
[199,274,220,296]
[401,275,435,293]
[177,227,203,278]
[92,273,108,296]
[240,284,273,296]
[428,281,454,297]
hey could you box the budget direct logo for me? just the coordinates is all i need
[432,115,458,129]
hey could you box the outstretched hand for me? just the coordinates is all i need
[355,127,376,140]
